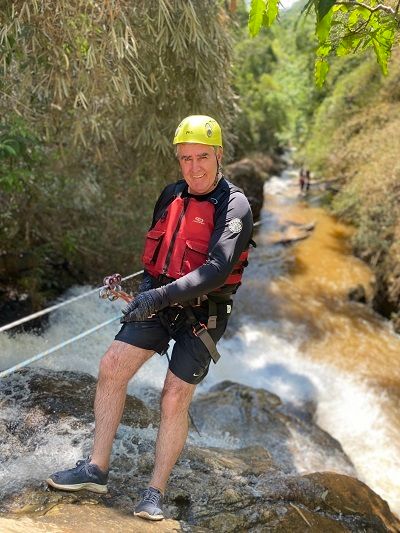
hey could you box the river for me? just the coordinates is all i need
[1,165,400,516]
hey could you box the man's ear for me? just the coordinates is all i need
[216,147,223,163]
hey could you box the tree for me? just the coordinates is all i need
[0,1,236,305]
[248,0,400,86]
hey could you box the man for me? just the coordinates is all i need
[46,115,253,521]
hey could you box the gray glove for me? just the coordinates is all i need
[121,287,169,323]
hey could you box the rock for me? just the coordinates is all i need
[0,368,159,463]
[0,503,181,532]
[191,380,354,475]
[305,472,400,533]
[225,158,268,220]
[1,369,399,532]
[270,222,316,246]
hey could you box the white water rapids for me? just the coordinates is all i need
[1,168,400,516]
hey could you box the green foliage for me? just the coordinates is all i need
[231,1,289,155]
[249,0,279,34]
[0,1,236,304]
[248,0,400,84]
[303,54,381,170]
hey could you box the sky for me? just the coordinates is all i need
[280,0,299,9]
[244,0,300,13]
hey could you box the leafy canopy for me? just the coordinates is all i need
[248,0,400,86]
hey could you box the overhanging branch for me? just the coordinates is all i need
[335,1,397,16]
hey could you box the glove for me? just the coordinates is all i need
[121,287,169,323]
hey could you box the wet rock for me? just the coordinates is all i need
[270,222,316,246]
[0,368,158,462]
[1,369,399,532]
[0,367,158,427]
[191,380,351,475]
[0,503,181,532]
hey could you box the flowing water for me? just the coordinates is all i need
[1,166,400,515]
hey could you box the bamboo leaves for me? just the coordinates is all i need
[0,0,236,296]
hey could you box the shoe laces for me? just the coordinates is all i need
[75,457,92,477]
[143,488,161,506]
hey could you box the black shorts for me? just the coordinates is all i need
[114,303,231,385]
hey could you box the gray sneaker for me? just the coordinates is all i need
[134,487,164,521]
[46,458,108,494]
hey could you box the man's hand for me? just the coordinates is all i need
[120,287,169,323]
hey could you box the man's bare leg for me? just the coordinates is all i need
[149,370,196,493]
[91,340,154,471]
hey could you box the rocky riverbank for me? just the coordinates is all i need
[1,368,399,531]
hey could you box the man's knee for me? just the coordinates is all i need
[160,375,195,418]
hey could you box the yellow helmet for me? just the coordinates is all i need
[173,115,222,147]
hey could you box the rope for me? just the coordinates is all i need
[0,315,121,379]
[0,270,143,334]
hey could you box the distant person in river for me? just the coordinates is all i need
[46,115,254,521]
[299,167,311,193]
[299,167,305,192]
[305,169,311,191]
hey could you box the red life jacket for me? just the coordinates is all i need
[142,183,249,289]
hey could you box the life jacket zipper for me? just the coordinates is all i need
[162,197,190,274]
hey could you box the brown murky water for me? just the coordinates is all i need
[267,196,400,384]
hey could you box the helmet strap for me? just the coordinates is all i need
[213,169,223,187]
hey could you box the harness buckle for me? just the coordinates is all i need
[190,295,208,307]
[192,322,207,337]
[207,315,217,329]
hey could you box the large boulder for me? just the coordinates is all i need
[1,369,399,532]
[225,157,271,220]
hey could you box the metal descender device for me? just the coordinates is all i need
[99,273,132,303]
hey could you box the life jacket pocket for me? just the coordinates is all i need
[180,240,208,275]
[142,229,165,265]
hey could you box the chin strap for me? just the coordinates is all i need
[213,169,223,187]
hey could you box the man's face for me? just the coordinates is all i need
[177,143,223,195]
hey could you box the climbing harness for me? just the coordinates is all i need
[184,303,221,364]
